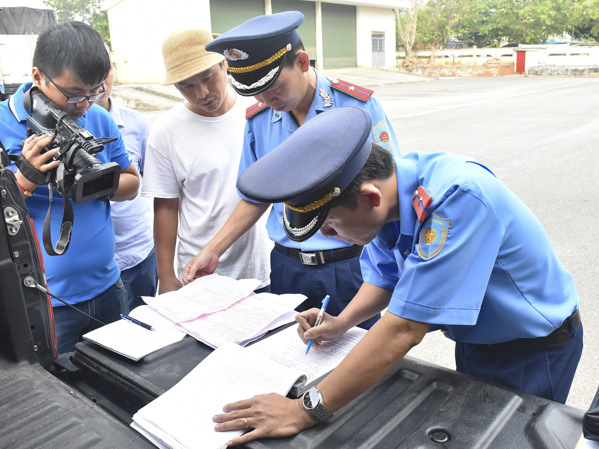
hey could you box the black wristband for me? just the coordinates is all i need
[15,152,48,185]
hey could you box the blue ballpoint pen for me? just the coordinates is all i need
[121,313,155,331]
[305,295,330,355]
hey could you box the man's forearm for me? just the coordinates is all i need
[337,282,393,329]
[154,197,179,280]
[318,313,430,413]
[112,166,140,201]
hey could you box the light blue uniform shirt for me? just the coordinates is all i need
[0,82,131,305]
[361,152,579,344]
[108,100,154,271]
[238,68,400,250]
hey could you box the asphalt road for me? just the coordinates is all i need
[371,75,599,412]
[137,73,599,411]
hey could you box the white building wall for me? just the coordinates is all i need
[356,6,396,68]
[103,0,403,83]
[103,0,212,84]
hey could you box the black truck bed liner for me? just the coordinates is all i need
[0,359,154,449]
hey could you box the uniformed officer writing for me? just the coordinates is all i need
[211,107,583,446]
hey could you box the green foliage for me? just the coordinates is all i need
[571,0,599,41]
[467,0,574,45]
[410,0,599,49]
[43,0,110,47]
[417,0,473,48]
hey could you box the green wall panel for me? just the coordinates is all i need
[272,0,316,59]
[322,3,357,68]
[210,0,264,35]
[210,1,356,69]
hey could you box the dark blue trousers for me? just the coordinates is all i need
[53,277,128,354]
[120,248,158,312]
[455,319,583,404]
[269,248,379,329]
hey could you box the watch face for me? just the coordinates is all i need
[303,389,319,410]
[308,388,320,408]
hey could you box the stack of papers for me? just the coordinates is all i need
[142,274,306,348]
[83,306,186,361]
[132,325,367,449]
[83,274,307,360]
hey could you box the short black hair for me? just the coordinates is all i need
[33,21,110,85]
[282,39,306,69]
[329,143,395,210]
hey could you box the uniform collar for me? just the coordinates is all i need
[395,156,419,238]
[313,69,335,113]
[373,157,418,250]
[269,68,331,130]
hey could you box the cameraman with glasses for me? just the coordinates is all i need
[0,21,140,353]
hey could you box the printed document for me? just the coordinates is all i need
[132,325,368,448]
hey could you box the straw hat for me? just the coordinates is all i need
[161,28,225,85]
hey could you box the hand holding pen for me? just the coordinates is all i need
[305,295,330,355]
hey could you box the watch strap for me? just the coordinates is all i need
[302,387,333,422]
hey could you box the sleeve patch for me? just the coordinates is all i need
[417,214,449,260]
[330,79,373,102]
[372,121,392,151]
[246,102,269,119]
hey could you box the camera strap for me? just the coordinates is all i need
[42,184,74,256]
[15,152,48,185]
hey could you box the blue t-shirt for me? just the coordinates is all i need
[0,82,131,305]
[238,68,400,251]
[361,152,579,344]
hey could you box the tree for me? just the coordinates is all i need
[412,0,593,49]
[464,0,575,45]
[571,0,599,41]
[43,0,110,46]
[396,0,423,65]
[417,0,474,49]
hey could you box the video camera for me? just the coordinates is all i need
[22,87,120,203]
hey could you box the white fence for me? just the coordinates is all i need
[398,44,599,69]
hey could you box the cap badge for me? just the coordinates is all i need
[319,88,333,108]
[224,48,249,61]
[228,45,290,74]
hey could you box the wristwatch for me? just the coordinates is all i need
[301,387,333,422]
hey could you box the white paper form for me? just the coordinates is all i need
[82,306,186,361]
[179,292,306,348]
[132,343,305,449]
[245,325,367,385]
[142,274,262,323]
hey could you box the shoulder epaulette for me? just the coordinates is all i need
[412,186,433,222]
[330,79,373,102]
[246,102,269,119]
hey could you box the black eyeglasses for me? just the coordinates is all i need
[41,70,107,104]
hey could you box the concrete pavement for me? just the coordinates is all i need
[110,67,428,111]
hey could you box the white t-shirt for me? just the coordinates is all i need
[142,92,271,286]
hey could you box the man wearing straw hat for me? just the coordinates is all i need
[141,28,271,294]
